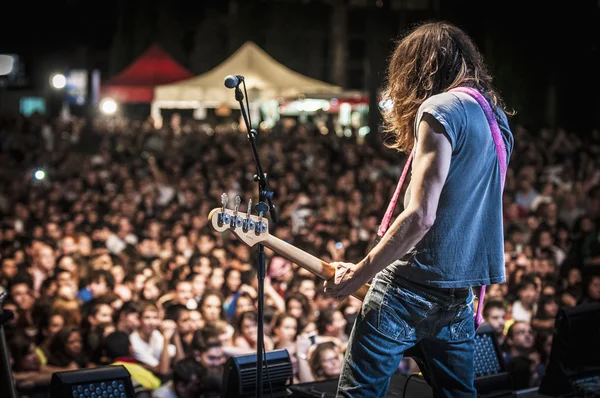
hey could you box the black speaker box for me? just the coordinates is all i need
[539,302,600,397]
[221,349,293,398]
[50,365,135,398]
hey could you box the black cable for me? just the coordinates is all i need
[403,373,420,398]
[262,340,274,398]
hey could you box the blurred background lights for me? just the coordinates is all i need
[33,168,46,181]
[0,54,15,75]
[100,98,118,114]
[51,73,66,89]
[378,98,394,112]
[358,126,370,137]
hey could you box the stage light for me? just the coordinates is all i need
[100,98,118,115]
[33,168,46,181]
[0,54,15,76]
[49,365,135,398]
[51,74,66,89]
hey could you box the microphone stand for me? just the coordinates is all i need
[234,81,278,398]
[0,287,18,398]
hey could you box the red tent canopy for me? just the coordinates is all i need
[101,43,193,103]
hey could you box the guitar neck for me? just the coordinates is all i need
[263,234,369,301]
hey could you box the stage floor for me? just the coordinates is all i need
[287,374,551,398]
[287,374,434,398]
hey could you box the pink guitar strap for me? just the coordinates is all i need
[376,150,413,239]
[377,86,507,330]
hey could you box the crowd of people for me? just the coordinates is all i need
[0,110,599,397]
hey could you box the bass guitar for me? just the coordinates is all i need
[208,200,370,301]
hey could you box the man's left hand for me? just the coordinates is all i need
[323,261,367,301]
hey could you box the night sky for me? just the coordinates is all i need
[1,0,598,130]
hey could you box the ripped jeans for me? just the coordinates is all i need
[337,269,477,398]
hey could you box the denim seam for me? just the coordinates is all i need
[449,301,474,340]
[377,280,410,340]
[416,303,434,336]
[378,302,409,340]
[396,282,443,305]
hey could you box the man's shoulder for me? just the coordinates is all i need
[421,91,471,110]
[416,92,469,147]
[418,91,471,126]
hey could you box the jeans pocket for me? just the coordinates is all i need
[450,301,475,341]
[362,277,413,340]
[377,303,411,340]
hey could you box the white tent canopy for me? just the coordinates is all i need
[152,41,342,124]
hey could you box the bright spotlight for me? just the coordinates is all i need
[51,74,66,89]
[0,55,15,76]
[100,98,117,115]
[33,168,46,181]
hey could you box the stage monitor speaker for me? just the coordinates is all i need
[539,302,600,397]
[473,323,506,378]
[407,323,512,397]
[50,365,135,398]
[221,349,293,398]
[471,324,513,397]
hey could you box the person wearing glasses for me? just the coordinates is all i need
[308,342,344,381]
[504,321,535,366]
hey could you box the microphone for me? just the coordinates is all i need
[224,74,244,89]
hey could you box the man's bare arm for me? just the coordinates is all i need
[358,113,453,279]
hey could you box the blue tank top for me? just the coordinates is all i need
[388,91,514,288]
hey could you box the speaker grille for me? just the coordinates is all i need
[474,332,503,377]
[70,380,128,398]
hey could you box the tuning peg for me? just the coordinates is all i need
[255,202,268,233]
[231,196,243,228]
[219,193,230,226]
[234,195,241,216]
[243,199,255,231]
[221,193,228,211]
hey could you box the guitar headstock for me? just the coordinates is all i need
[208,194,269,247]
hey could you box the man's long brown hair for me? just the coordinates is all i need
[381,21,513,153]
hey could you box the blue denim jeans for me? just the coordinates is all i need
[337,269,477,397]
